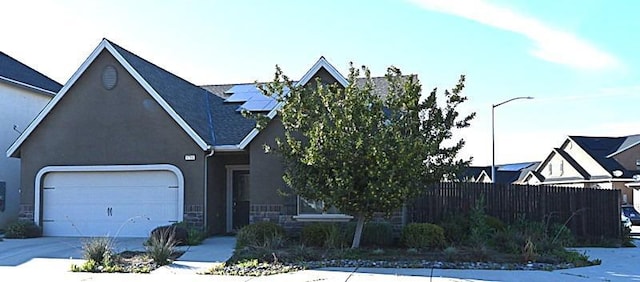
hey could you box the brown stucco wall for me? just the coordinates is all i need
[249,117,288,205]
[18,50,206,226]
[206,152,249,234]
[613,146,640,171]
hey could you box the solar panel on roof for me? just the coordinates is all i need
[225,84,261,94]
[237,97,278,112]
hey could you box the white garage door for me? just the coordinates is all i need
[42,169,181,237]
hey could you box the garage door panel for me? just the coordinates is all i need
[42,169,181,237]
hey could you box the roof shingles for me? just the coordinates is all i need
[0,51,62,93]
[110,41,255,147]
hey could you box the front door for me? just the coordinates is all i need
[232,170,250,231]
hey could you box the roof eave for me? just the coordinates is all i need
[0,76,57,96]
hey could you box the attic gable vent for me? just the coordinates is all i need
[102,65,118,90]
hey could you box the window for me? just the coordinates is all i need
[293,197,353,222]
[548,163,553,176]
[559,160,564,176]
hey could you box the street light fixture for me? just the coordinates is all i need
[492,96,534,185]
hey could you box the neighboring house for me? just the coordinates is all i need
[520,135,640,208]
[462,162,539,184]
[6,39,403,237]
[0,51,61,229]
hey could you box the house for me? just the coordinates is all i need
[520,135,640,208]
[0,51,61,228]
[462,162,539,184]
[6,39,400,237]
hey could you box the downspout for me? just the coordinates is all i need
[203,90,216,233]
[204,145,214,232]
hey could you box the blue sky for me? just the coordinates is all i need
[3,0,638,166]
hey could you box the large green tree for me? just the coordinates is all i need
[257,64,475,248]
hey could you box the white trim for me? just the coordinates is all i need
[293,214,353,222]
[238,129,260,150]
[213,145,243,152]
[541,178,633,185]
[7,39,209,158]
[225,165,250,233]
[296,57,348,87]
[476,170,491,183]
[34,164,185,226]
[0,76,57,96]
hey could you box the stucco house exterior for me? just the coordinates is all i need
[519,135,640,208]
[7,39,397,237]
[0,51,61,229]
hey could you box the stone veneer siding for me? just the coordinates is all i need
[18,204,34,221]
[183,204,204,229]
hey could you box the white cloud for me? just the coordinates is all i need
[408,0,620,71]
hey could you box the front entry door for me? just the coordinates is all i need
[232,170,250,231]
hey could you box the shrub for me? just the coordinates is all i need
[236,221,286,249]
[150,225,188,246]
[485,216,506,232]
[4,220,42,239]
[361,222,393,247]
[172,221,208,246]
[439,213,470,245]
[301,223,345,248]
[400,223,445,249]
[342,222,394,247]
[146,228,177,266]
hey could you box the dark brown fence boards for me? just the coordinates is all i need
[407,182,621,239]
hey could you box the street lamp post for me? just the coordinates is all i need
[491,96,534,186]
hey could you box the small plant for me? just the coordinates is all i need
[71,237,123,273]
[468,197,492,247]
[443,246,458,261]
[371,248,385,255]
[82,237,114,262]
[4,220,42,239]
[236,221,286,249]
[400,223,445,249]
[146,228,178,266]
[522,237,538,262]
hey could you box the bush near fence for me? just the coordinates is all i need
[406,182,622,240]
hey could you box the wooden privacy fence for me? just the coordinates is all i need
[406,182,622,239]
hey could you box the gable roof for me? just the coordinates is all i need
[0,51,61,95]
[569,135,631,177]
[7,39,256,157]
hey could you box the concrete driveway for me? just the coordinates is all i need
[0,237,147,266]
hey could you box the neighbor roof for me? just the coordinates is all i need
[569,135,636,177]
[0,51,62,94]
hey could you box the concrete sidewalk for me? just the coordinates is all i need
[1,236,639,281]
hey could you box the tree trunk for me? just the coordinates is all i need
[351,214,366,249]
